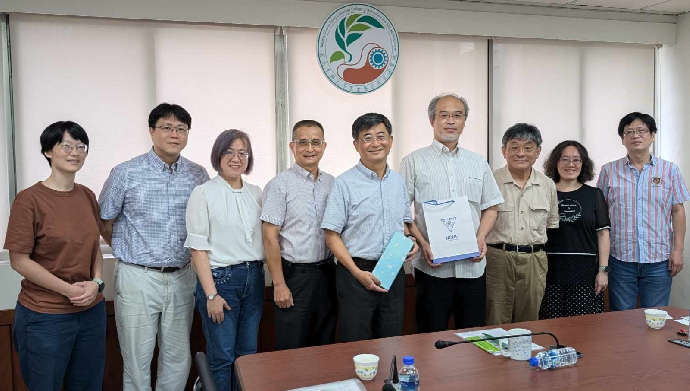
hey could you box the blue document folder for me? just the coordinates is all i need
[372,232,414,290]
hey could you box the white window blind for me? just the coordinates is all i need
[10,14,276,196]
[492,39,655,179]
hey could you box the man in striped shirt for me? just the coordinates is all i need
[400,93,504,332]
[261,120,337,350]
[597,112,689,310]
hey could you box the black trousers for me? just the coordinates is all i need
[336,259,405,343]
[415,269,486,333]
[274,258,337,351]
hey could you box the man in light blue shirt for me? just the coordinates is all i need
[322,113,418,342]
[99,103,209,391]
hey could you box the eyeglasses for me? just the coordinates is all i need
[623,128,650,138]
[293,139,324,148]
[222,150,250,160]
[156,125,189,135]
[361,134,390,143]
[436,112,465,121]
[59,143,88,154]
[507,145,535,154]
[558,157,582,166]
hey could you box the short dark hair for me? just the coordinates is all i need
[543,140,595,183]
[210,129,254,174]
[40,121,89,167]
[292,120,325,139]
[352,113,392,140]
[502,123,543,147]
[148,103,192,129]
[617,112,657,137]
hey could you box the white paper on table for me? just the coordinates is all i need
[675,317,690,326]
[422,196,480,264]
[455,327,544,356]
[287,378,367,391]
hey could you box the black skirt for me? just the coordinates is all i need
[539,253,604,320]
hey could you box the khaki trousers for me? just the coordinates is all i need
[114,261,195,391]
[485,247,548,325]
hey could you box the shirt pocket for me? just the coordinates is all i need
[464,176,483,205]
[528,202,550,239]
[494,201,514,234]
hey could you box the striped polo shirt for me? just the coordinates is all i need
[597,155,690,264]
[261,164,335,263]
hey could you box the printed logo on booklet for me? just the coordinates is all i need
[317,3,399,94]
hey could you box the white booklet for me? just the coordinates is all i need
[287,378,367,391]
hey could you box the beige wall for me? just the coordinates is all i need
[661,13,690,311]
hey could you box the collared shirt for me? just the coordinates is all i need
[185,175,264,268]
[260,164,335,263]
[486,165,559,245]
[321,161,413,261]
[597,155,689,264]
[99,148,210,267]
[399,140,504,279]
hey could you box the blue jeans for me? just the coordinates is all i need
[608,256,673,311]
[195,261,264,391]
[13,300,106,391]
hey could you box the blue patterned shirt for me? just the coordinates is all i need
[321,161,413,261]
[99,148,210,267]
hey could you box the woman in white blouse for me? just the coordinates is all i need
[185,129,264,391]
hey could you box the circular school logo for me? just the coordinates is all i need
[317,3,399,94]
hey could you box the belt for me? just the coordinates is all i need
[125,262,186,273]
[282,255,335,272]
[488,243,545,254]
[351,257,378,272]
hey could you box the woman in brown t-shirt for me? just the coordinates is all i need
[4,121,106,390]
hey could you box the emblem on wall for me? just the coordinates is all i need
[317,3,399,94]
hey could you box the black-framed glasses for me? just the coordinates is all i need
[293,139,324,148]
[156,125,190,135]
[59,143,88,154]
[222,150,250,160]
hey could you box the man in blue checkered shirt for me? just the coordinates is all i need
[99,103,209,391]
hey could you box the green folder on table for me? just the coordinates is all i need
[372,232,414,290]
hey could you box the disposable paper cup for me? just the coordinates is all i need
[644,308,668,329]
[353,354,379,381]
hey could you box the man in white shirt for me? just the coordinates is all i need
[400,93,503,332]
[261,120,337,350]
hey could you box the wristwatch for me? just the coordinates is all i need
[207,293,218,301]
[598,265,610,273]
[93,278,105,293]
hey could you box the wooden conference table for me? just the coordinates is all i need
[236,307,690,390]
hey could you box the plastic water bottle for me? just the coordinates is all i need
[529,347,578,369]
[398,356,420,391]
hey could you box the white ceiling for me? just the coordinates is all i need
[470,0,690,15]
